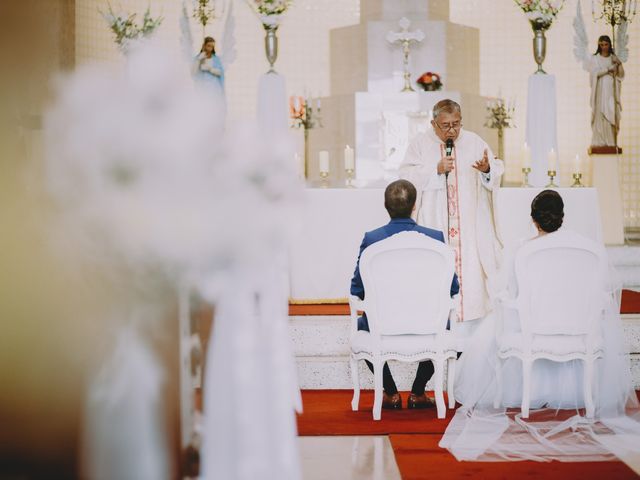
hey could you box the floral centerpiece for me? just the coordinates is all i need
[101,4,163,51]
[416,72,443,91]
[289,96,306,126]
[247,0,293,28]
[514,0,565,29]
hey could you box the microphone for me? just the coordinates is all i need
[445,138,454,157]
[445,139,454,178]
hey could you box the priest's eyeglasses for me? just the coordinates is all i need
[434,121,462,132]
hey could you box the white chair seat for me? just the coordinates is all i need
[348,231,459,420]
[352,331,458,358]
[498,333,604,358]
[493,229,610,419]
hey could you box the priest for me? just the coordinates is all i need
[399,99,503,330]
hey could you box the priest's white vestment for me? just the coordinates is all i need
[399,128,504,322]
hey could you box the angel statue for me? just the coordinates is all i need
[180,0,236,107]
[573,1,628,148]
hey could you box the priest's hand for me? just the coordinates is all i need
[438,156,455,175]
[473,149,491,173]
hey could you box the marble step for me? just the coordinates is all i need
[607,245,640,289]
[290,314,640,390]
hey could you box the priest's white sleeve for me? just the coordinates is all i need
[399,136,441,191]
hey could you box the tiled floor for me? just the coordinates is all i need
[299,435,401,480]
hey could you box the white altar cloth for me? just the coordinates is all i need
[289,187,602,302]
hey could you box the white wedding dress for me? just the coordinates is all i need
[441,230,640,462]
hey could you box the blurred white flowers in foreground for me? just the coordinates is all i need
[45,40,303,479]
[45,41,302,281]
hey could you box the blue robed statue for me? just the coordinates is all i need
[193,36,225,99]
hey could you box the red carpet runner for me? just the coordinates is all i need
[297,390,639,479]
[290,289,640,315]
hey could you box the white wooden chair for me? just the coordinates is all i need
[494,232,608,418]
[349,231,458,420]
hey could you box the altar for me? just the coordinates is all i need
[289,187,603,302]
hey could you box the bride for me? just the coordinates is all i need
[441,190,640,462]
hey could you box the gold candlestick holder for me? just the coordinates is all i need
[345,168,355,187]
[319,170,329,188]
[571,172,584,188]
[521,167,532,187]
[546,170,558,188]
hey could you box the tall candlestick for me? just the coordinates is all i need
[522,142,531,169]
[344,145,355,171]
[548,148,557,171]
[319,150,330,175]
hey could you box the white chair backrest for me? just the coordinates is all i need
[514,231,607,336]
[359,231,455,336]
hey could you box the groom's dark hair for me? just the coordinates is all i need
[385,180,417,219]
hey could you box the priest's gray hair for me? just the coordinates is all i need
[432,99,461,120]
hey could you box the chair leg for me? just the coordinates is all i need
[521,359,532,419]
[493,357,503,409]
[583,358,595,418]
[447,357,456,409]
[433,359,446,419]
[373,360,383,421]
[350,356,360,412]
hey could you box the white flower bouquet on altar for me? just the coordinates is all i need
[247,0,293,28]
[514,0,565,29]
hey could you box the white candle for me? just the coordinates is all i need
[319,150,330,174]
[293,96,300,111]
[344,145,355,171]
[522,142,531,168]
[548,148,557,171]
[316,97,321,110]
[573,153,581,173]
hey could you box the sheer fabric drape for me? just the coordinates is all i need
[440,231,640,462]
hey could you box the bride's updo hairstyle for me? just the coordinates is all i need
[531,189,564,233]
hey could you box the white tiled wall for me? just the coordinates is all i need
[75,0,639,226]
[450,0,640,227]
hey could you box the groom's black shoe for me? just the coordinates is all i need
[407,393,436,409]
[382,392,402,409]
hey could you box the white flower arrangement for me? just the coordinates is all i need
[101,3,163,51]
[44,41,302,281]
[515,0,565,27]
[246,0,293,28]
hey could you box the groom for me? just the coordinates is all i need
[350,179,459,409]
